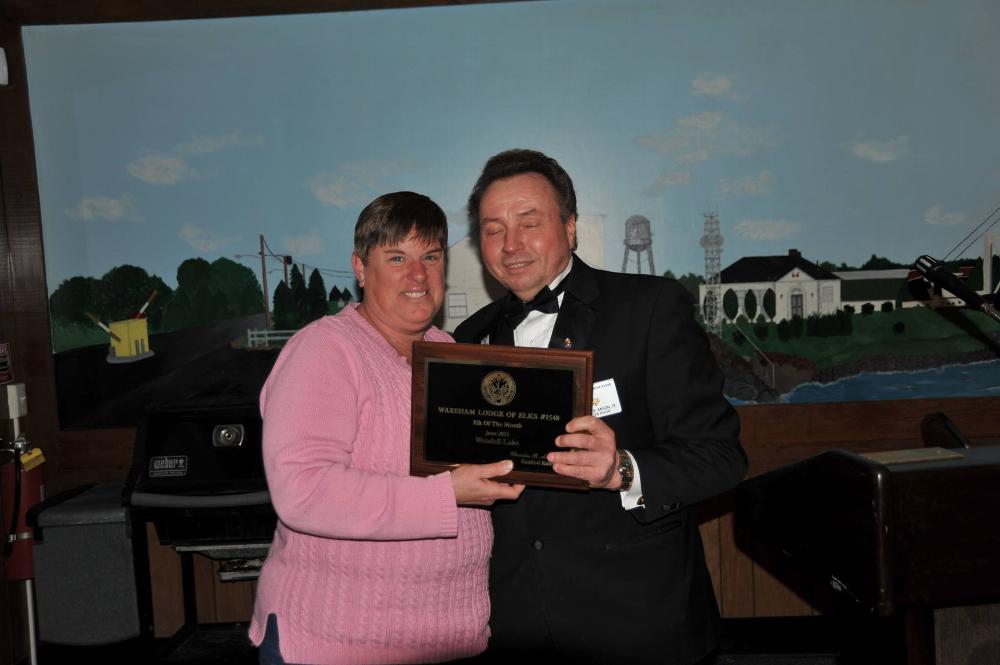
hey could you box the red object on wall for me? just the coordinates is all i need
[1,454,43,581]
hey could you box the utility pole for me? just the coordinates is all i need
[260,234,271,329]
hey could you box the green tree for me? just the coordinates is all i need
[328,286,351,314]
[289,265,308,324]
[762,289,776,319]
[837,310,853,335]
[722,289,739,320]
[162,257,262,329]
[306,269,329,322]
[744,290,758,321]
[272,281,296,329]
[789,315,804,338]
[92,265,171,331]
[860,254,907,270]
[675,272,704,304]
[49,276,98,325]
[208,257,263,315]
[777,319,791,341]
[165,258,213,327]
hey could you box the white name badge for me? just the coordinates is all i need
[592,378,623,418]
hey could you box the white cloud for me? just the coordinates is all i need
[180,224,229,252]
[636,111,775,164]
[674,150,709,165]
[720,171,772,196]
[692,74,745,101]
[176,130,265,155]
[127,130,265,184]
[643,171,691,196]
[849,136,910,162]
[925,205,966,227]
[308,172,367,208]
[734,219,802,240]
[307,160,407,207]
[283,228,326,257]
[66,195,141,222]
[679,110,722,132]
[127,153,197,184]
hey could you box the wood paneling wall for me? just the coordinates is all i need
[704,398,1000,619]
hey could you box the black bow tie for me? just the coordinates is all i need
[500,284,564,330]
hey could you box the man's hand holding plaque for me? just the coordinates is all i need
[549,415,621,490]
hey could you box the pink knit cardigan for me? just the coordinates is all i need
[249,305,492,664]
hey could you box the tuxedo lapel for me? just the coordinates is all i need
[458,300,504,345]
[547,256,600,351]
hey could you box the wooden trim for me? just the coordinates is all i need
[0,22,62,495]
[4,0,538,25]
[147,523,185,638]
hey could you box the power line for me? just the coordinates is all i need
[943,202,1000,261]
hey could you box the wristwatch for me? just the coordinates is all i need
[616,449,634,492]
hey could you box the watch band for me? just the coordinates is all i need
[616,449,634,492]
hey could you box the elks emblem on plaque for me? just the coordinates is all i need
[481,370,517,406]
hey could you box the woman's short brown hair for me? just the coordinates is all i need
[353,191,448,263]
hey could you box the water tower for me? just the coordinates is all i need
[700,213,724,335]
[622,215,655,274]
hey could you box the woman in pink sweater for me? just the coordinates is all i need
[250,192,523,665]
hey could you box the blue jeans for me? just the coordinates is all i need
[259,614,294,665]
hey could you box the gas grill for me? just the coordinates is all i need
[125,396,276,637]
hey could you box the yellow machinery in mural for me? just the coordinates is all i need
[86,290,158,364]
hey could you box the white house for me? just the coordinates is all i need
[700,249,842,323]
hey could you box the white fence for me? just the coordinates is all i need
[246,328,296,349]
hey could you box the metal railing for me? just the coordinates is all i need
[246,328,296,349]
[733,322,776,388]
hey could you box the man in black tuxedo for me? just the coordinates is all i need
[454,149,747,664]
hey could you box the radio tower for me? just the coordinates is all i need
[622,215,656,274]
[700,213,724,335]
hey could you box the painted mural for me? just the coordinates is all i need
[22,0,1000,428]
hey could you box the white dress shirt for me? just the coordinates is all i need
[512,258,645,510]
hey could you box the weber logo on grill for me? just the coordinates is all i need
[150,455,189,478]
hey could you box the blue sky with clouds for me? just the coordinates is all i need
[23,0,1000,296]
